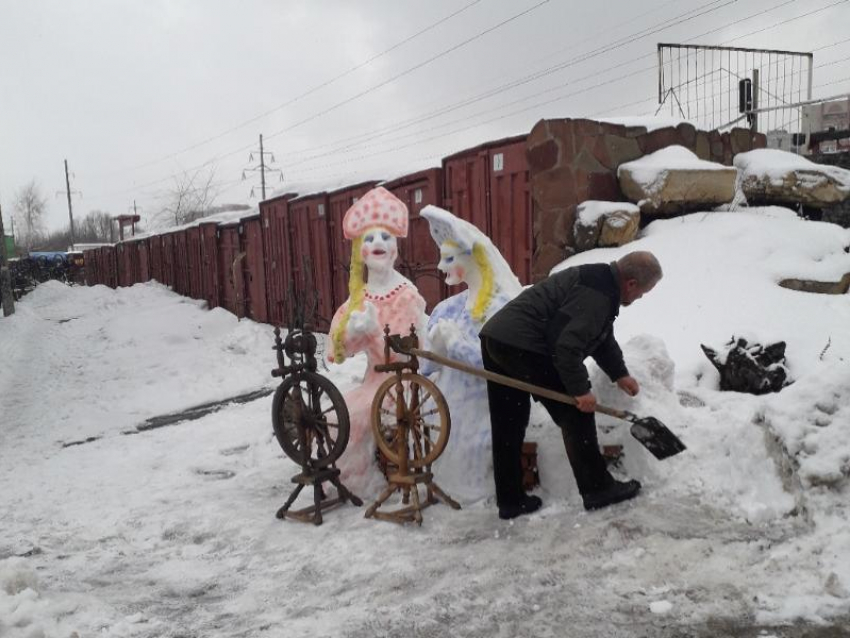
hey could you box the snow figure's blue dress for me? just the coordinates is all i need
[423,289,517,503]
[419,205,523,504]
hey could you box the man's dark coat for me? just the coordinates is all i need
[480,263,629,396]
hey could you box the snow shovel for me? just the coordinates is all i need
[386,335,686,461]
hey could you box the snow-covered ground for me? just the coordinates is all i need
[1,208,850,637]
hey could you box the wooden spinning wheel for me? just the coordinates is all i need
[271,327,362,525]
[371,373,450,469]
[365,326,460,526]
[273,371,348,469]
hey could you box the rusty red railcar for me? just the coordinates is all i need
[116,242,134,287]
[159,233,175,289]
[172,229,191,297]
[149,235,163,283]
[100,245,118,289]
[216,223,243,317]
[442,134,533,284]
[238,215,269,323]
[287,192,334,330]
[83,249,99,285]
[199,222,220,309]
[259,194,297,326]
[92,248,104,286]
[137,238,151,283]
[184,226,204,300]
[384,168,447,312]
[327,181,380,312]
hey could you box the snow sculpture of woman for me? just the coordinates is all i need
[327,187,428,495]
[420,205,523,503]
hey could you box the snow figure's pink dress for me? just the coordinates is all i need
[328,285,426,494]
[326,186,428,497]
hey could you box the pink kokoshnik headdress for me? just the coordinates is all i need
[342,186,409,239]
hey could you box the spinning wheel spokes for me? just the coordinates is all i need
[372,373,450,469]
[273,371,350,469]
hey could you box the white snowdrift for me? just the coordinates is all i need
[1,206,850,635]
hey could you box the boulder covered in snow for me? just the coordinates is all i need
[618,145,738,216]
[573,200,640,252]
[701,336,792,394]
[734,149,850,208]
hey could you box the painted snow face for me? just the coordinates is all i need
[438,242,473,286]
[361,226,398,270]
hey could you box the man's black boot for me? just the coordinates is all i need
[582,479,641,511]
[498,494,543,520]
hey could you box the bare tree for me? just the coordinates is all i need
[34,210,121,251]
[153,168,220,229]
[13,180,47,249]
[79,210,115,241]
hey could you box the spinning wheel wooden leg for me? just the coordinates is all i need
[276,483,305,519]
[409,483,424,526]
[365,484,397,518]
[428,480,461,510]
[330,476,363,507]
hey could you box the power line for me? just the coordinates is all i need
[119,0,552,196]
[117,0,484,174]
[126,0,845,207]
[133,0,737,190]
[276,0,842,173]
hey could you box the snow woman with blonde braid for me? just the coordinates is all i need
[327,187,427,495]
[420,205,523,503]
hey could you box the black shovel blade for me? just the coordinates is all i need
[629,416,686,460]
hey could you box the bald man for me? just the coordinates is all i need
[479,251,663,519]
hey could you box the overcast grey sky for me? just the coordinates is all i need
[2,0,849,233]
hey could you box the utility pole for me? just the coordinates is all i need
[242,134,282,200]
[260,134,266,200]
[65,159,75,246]
[58,159,82,250]
[0,201,15,317]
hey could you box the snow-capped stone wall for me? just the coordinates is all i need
[526,118,765,279]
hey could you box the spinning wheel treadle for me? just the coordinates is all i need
[271,327,362,525]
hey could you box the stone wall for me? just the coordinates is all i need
[527,119,766,280]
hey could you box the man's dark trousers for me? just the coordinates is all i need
[481,336,612,507]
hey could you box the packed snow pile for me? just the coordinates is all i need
[0,557,83,638]
[1,207,850,636]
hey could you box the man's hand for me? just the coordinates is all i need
[574,392,597,413]
[616,375,639,397]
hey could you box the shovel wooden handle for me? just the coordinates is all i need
[405,345,634,423]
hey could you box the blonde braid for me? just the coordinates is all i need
[331,236,365,363]
[470,243,494,323]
